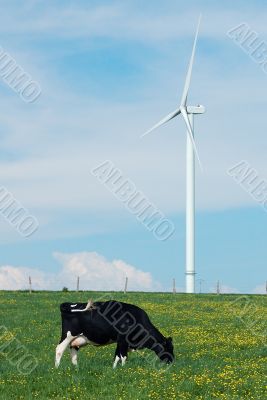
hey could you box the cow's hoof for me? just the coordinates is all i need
[121,356,127,366]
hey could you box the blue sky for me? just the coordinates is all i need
[0,0,266,293]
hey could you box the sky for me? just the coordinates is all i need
[0,0,266,293]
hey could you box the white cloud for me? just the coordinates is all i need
[0,251,160,291]
[0,265,52,290]
[252,284,266,295]
[209,284,239,294]
[0,1,266,42]
[0,0,266,245]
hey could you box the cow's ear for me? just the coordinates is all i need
[167,336,173,342]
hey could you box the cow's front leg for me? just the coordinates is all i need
[55,331,77,368]
[113,338,129,368]
[113,343,121,369]
[120,340,128,367]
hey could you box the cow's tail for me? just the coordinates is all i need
[71,299,95,313]
[60,300,95,314]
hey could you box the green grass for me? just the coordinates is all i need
[0,291,266,399]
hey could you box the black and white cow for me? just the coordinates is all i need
[55,300,174,368]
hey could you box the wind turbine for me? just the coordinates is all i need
[141,15,205,294]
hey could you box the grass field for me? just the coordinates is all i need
[0,291,266,399]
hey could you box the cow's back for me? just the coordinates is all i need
[59,300,157,346]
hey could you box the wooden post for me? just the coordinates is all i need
[172,278,176,294]
[76,276,80,292]
[197,278,205,294]
[124,277,128,294]
[216,280,220,295]
[265,281,267,294]
[29,276,32,294]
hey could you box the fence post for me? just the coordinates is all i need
[197,278,205,294]
[29,276,32,294]
[76,276,80,292]
[124,277,128,294]
[172,278,176,294]
[216,280,220,295]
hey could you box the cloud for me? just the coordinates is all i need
[0,251,160,291]
[209,284,239,294]
[0,0,266,247]
[0,265,52,290]
[0,1,266,42]
[252,284,266,295]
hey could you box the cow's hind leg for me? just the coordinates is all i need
[55,331,77,368]
[68,335,88,367]
[69,347,79,366]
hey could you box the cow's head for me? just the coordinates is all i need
[158,337,174,364]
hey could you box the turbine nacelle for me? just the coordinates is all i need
[186,105,205,114]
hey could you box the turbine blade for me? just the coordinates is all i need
[180,107,203,170]
[141,108,180,138]
[180,14,202,107]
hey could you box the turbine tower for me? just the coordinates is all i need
[142,15,205,294]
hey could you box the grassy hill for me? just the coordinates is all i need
[0,291,266,399]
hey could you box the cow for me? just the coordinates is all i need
[55,299,174,369]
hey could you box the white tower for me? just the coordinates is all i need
[142,16,205,293]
